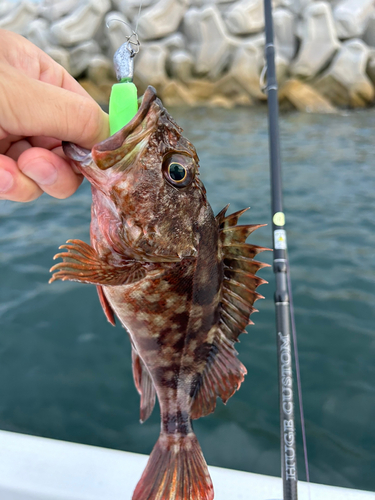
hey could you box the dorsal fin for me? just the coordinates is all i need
[217,206,270,343]
[191,207,270,419]
[191,328,246,420]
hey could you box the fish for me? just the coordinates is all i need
[49,86,269,500]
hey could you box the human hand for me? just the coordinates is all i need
[0,29,109,202]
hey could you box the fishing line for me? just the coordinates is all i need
[287,263,312,500]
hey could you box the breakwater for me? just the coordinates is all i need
[1,0,375,111]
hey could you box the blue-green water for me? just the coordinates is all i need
[0,107,374,493]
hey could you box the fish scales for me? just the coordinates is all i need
[50,86,269,500]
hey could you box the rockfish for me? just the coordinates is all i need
[50,86,268,500]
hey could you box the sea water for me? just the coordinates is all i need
[0,107,374,492]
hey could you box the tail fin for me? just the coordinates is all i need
[132,433,214,500]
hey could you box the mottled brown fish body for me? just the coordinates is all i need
[50,86,269,500]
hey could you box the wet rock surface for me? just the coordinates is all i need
[1,0,374,111]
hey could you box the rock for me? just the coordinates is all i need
[87,55,116,85]
[134,43,170,94]
[333,0,374,39]
[161,81,195,106]
[279,79,337,113]
[274,8,297,61]
[207,95,234,108]
[39,0,79,22]
[292,2,340,79]
[0,1,38,35]
[214,73,255,104]
[314,39,374,107]
[168,50,194,83]
[233,93,254,106]
[183,5,235,79]
[69,40,101,77]
[363,11,375,47]
[50,0,111,47]
[45,47,71,72]
[105,11,133,56]
[225,0,264,35]
[25,18,50,51]
[137,0,189,41]
[186,80,217,101]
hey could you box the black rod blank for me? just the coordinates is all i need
[263,1,298,499]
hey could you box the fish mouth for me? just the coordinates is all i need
[62,86,158,168]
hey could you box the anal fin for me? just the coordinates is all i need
[191,328,246,420]
[132,347,156,423]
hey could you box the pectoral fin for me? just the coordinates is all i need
[49,239,146,286]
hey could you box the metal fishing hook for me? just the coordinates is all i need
[106,18,141,83]
[105,19,141,58]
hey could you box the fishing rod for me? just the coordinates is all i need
[262,1,299,499]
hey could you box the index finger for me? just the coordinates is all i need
[0,63,109,148]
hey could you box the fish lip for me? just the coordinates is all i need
[62,85,158,163]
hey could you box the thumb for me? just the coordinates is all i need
[0,63,109,148]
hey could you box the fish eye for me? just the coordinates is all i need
[168,163,187,183]
[162,153,195,188]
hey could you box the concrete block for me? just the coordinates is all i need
[25,18,51,51]
[161,81,195,106]
[314,38,374,106]
[363,10,375,47]
[367,50,375,84]
[225,0,264,35]
[274,8,297,61]
[279,79,337,113]
[228,41,265,99]
[69,40,101,77]
[137,0,189,41]
[183,5,235,79]
[87,55,116,86]
[0,1,38,35]
[168,50,194,83]
[292,2,340,79]
[134,43,170,94]
[278,0,312,15]
[39,0,79,22]
[334,0,374,39]
[113,0,155,23]
[45,46,71,73]
[50,0,111,47]
[0,1,14,18]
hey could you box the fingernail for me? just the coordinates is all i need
[23,161,58,186]
[0,171,14,193]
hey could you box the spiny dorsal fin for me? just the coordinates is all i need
[131,347,156,423]
[218,206,270,343]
